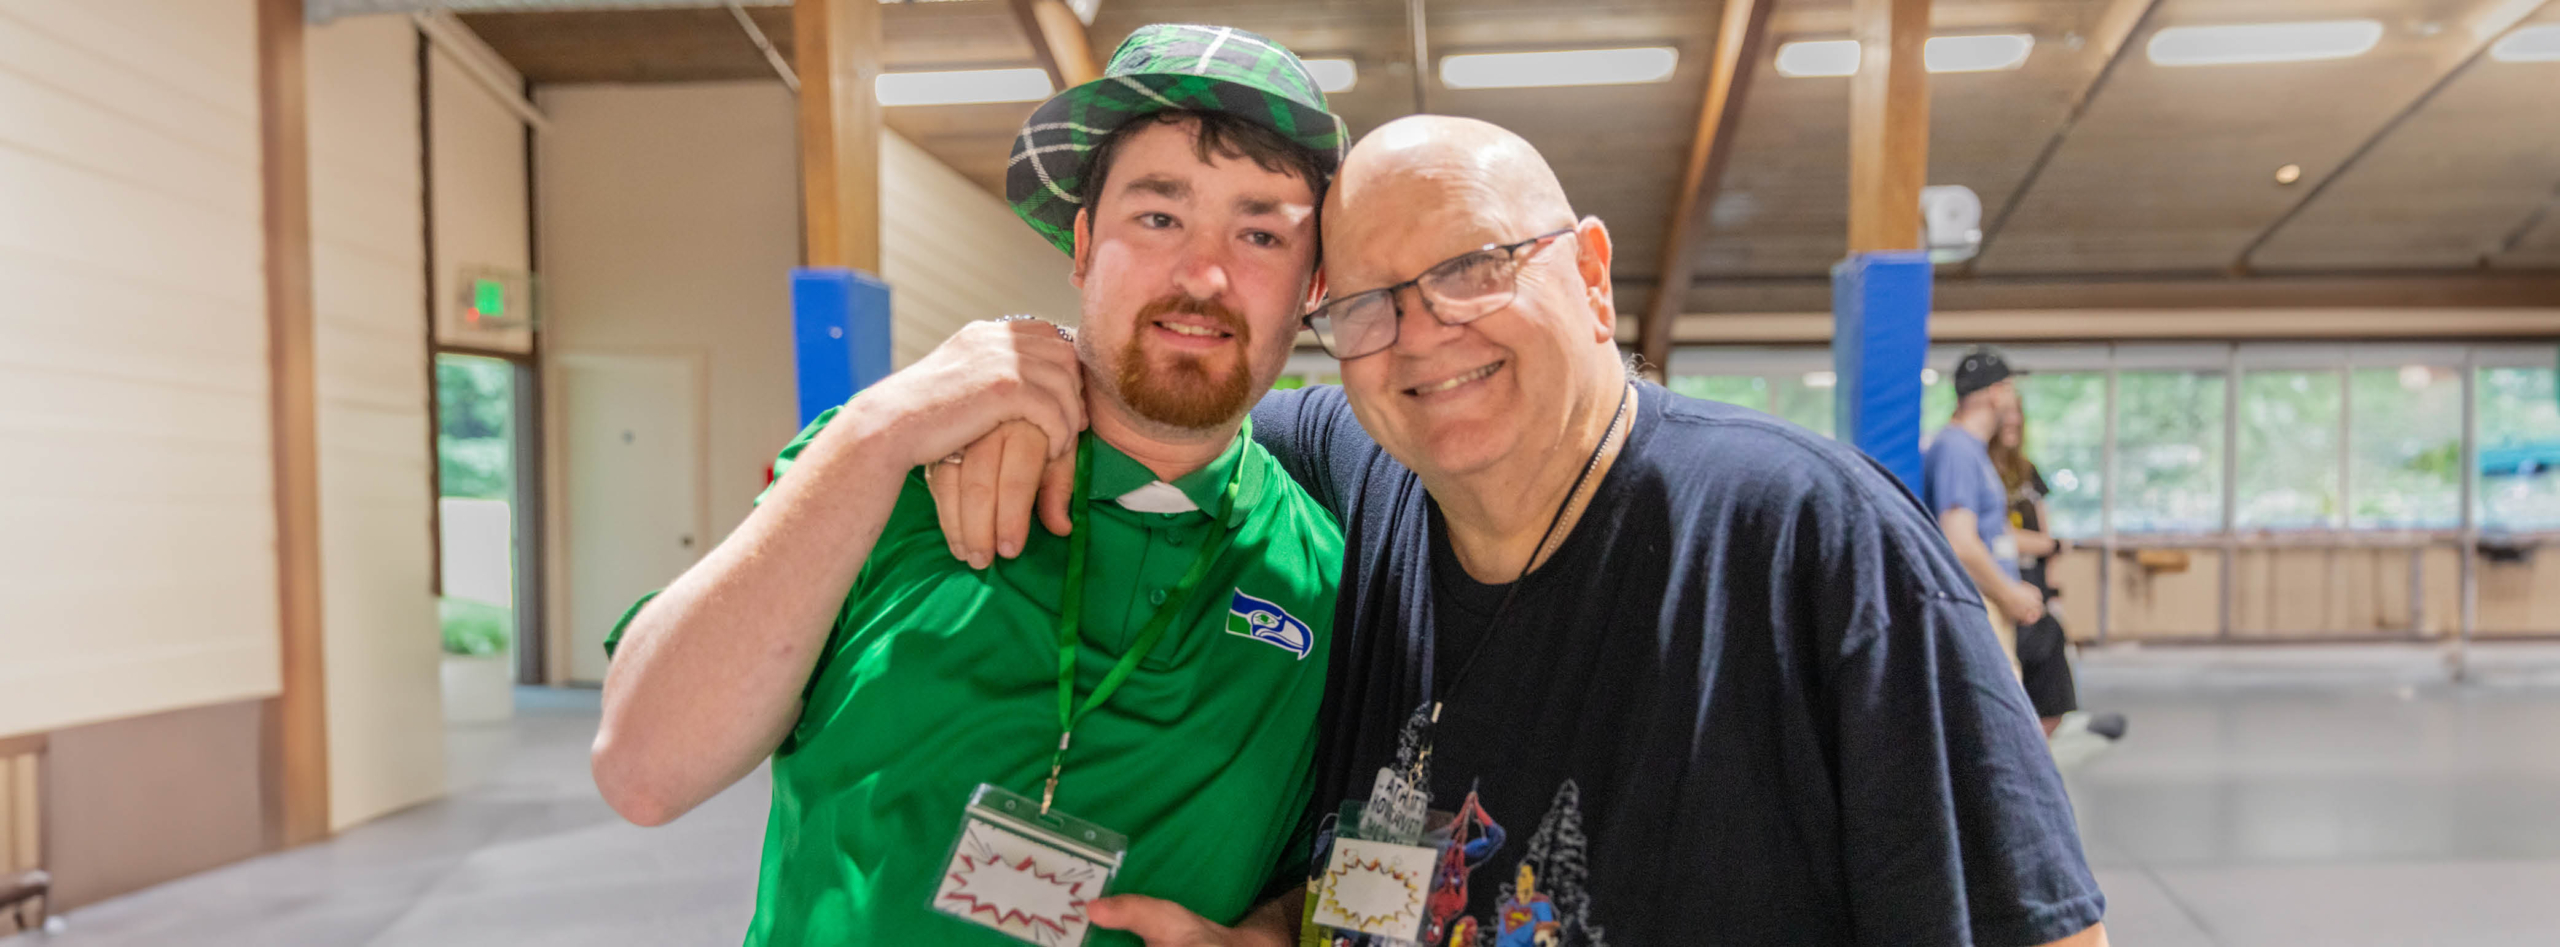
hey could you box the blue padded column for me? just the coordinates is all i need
[1831,251,1932,492]
[792,267,893,428]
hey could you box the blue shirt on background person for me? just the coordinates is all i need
[1924,424,2018,579]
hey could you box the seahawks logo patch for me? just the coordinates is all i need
[1225,590,1313,660]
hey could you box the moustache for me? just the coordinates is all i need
[1132,294,1250,340]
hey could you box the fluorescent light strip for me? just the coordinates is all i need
[1775,34,2035,77]
[874,68,1053,107]
[1927,33,2035,73]
[1775,39,1860,77]
[2490,23,2560,62]
[1303,58,1358,93]
[2146,20,2384,67]
[1439,47,1679,89]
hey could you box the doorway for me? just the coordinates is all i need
[558,353,705,684]
[435,352,544,685]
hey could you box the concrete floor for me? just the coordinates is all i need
[11,645,2560,946]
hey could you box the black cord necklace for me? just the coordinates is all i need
[1425,381,1634,726]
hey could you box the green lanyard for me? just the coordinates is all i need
[1038,433,1246,813]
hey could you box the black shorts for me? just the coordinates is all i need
[2016,612,2077,719]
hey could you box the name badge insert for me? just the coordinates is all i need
[1311,837,1437,939]
[934,784,1127,947]
[930,438,1246,946]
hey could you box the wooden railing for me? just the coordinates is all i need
[0,733,47,934]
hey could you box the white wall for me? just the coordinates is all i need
[881,130,1084,366]
[534,81,1078,679]
[0,0,281,736]
[535,82,800,681]
[428,23,531,354]
[305,13,446,829]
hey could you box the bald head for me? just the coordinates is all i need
[1324,115,1576,269]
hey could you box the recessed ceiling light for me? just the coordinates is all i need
[874,68,1052,107]
[1804,370,1838,389]
[1927,33,2036,73]
[1439,47,1680,89]
[1776,34,2035,77]
[1775,39,1861,77]
[1303,58,1358,93]
[2491,23,2560,61]
[2146,20,2385,67]
[2275,163,2302,184]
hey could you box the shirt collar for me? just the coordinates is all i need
[1084,419,1259,517]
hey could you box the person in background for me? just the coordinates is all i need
[1991,398,2129,760]
[1924,348,2045,675]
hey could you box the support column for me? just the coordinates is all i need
[256,0,329,848]
[1833,0,1932,489]
[795,0,883,272]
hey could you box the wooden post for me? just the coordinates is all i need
[256,0,330,848]
[795,0,883,271]
[1009,0,1098,90]
[1846,0,1930,252]
[1639,0,1773,379]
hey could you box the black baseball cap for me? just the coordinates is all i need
[1953,347,2023,399]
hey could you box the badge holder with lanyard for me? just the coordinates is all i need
[1306,385,1631,944]
[931,434,1246,946]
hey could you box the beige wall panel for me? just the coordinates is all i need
[43,700,266,911]
[879,129,1081,367]
[2476,552,2560,637]
[2107,548,2222,639]
[307,13,446,830]
[0,0,280,738]
[2420,547,2462,638]
[428,33,531,354]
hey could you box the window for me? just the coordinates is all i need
[1668,374,1768,411]
[2015,372,2105,537]
[2349,366,2461,528]
[2478,366,2560,530]
[2114,370,2224,532]
[2236,370,2341,529]
[1772,372,1835,438]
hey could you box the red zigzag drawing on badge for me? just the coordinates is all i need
[941,853,1091,936]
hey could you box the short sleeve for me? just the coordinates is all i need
[1812,482,2104,945]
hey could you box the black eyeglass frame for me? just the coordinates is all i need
[1300,226,1578,360]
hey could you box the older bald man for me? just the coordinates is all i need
[934,116,2106,947]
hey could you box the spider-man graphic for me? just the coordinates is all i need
[1421,788,1506,944]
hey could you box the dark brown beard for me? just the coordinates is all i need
[1114,294,1256,430]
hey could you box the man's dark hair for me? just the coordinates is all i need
[1075,109,1329,260]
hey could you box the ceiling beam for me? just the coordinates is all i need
[1616,271,2560,313]
[1637,0,1775,378]
[1008,0,1096,91]
[1965,0,2162,274]
[1666,306,2560,344]
[2233,0,2558,272]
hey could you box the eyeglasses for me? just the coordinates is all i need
[1302,227,1576,360]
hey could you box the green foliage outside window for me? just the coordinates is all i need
[438,355,513,501]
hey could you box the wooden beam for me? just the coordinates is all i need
[2233,0,2558,272]
[1638,0,1774,379]
[255,0,330,849]
[1968,0,2163,273]
[1667,306,2560,344]
[1622,271,2560,313]
[796,0,883,271]
[1008,0,1097,91]
[1845,0,1930,252]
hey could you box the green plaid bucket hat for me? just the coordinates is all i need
[1007,23,1348,255]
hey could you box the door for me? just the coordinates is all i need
[560,353,703,684]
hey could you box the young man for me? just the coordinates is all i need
[590,25,1351,945]
[932,118,2107,946]
[1924,348,2046,678]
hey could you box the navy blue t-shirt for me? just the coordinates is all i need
[1250,382,2101,946]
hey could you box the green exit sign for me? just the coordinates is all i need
[473,277,506,318]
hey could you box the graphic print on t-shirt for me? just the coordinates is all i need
[1313,709,1608,947]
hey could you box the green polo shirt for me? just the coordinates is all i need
[605,406,1341,946]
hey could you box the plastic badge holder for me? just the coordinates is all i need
[932,783,1129,946]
